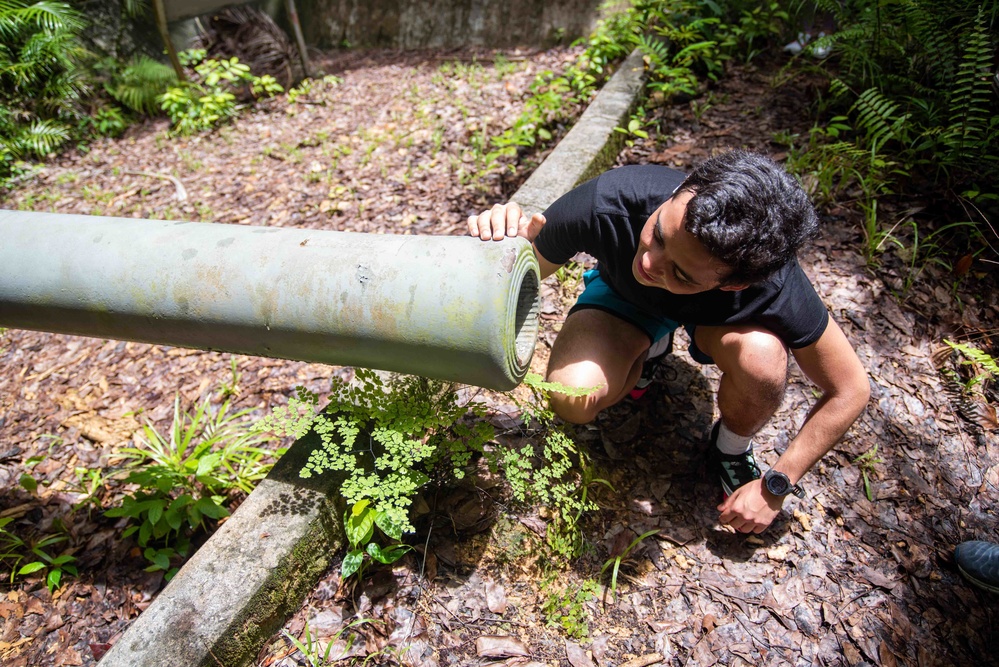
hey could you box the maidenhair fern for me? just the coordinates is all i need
[259,370,603,563]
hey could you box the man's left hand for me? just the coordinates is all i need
[718,480,783,533]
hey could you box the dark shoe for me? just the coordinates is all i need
[628,332,674,400]
[955,540,999,593]
[706,421,761,498]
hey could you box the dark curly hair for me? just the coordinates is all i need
[677,150,818,285]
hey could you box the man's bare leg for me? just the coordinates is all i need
[545,309,650,424]
[694,325,789,437]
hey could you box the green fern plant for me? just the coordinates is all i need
[108,55,177,115]
[259,370,605,573]
[0,0,90,170]
[945,339,999,393]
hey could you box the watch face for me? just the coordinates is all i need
[766,471,790,495]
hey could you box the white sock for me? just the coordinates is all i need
[647,334,672,358]
[715,420,753,455]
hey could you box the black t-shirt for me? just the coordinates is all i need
[534,165,829,349]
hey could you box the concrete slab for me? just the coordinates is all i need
[98,47,646,667]
[98,431,348,667]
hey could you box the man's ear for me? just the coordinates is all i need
[719,283,750,292]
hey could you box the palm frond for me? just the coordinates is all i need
[16,117,69,157]
[109,55,176,115]
[0,1,86,36]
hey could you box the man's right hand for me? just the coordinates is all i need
[467,203,546,243]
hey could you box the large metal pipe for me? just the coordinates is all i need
[0,211,540,390]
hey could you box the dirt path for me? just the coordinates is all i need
[1,49,997,667]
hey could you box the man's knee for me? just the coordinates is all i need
[713,328,788,393]
[545,365,605,424]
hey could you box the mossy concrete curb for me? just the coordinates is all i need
[512,48,647,215]
[98,432,349,667]
[98,48,646,667]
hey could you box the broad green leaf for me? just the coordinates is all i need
[195,497,228,520]
[345,506,375,548]
[18,474,37,493]
[17,561,46,575]
[374,510,405,541]
[341,549,364,578]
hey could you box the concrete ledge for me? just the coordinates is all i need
[99,431,348,667]
[512,48,647,215]
[99,47,647,667]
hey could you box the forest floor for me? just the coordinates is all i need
[1,44,997,667]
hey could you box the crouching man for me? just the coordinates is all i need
[469,150,870,533]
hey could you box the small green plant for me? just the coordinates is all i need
[282,616,375,666]
[0,517,78,592]
[341,499,410,580]
[68,466,107,514]
[502,373,603,561]
[159,49,283,135]
[219,357,242,400]
[259,370,602,572]
[258,370,494,539]
[852,445,884,501]
[107,395,281,577]
[554,260,585,296]
[540,575,598,639]
[600,529,658,600]
[945,339,999,393]
[614,112,651,145]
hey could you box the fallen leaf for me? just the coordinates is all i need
[566,640,595,667]
[766,544,793,561]
[701,613,718,633]
[485,579,508,614]
[475,635,530,658]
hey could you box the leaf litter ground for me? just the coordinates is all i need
[0,48,997,667]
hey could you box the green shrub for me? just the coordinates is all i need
[787,0,999,269]
[0,0,90,167]
[258,370,604,576]
[106,395,281,578]
[491,0,783,170]
[159,49,283,135]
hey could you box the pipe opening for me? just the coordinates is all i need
[513,269,540,369]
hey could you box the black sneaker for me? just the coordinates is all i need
[955,540,999,593]
[706,421,761,498]
[629,332,674,400]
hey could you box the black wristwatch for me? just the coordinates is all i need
[763,469,805,498]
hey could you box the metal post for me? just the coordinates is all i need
[0,211,540,391]
[284,0,312,78]
[152,0,186,82]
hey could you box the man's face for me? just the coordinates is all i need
[632,190,744,295]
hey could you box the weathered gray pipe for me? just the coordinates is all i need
[0,211,540,390]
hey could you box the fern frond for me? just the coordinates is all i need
[110,56,176,115]
[16,118,69,157]
[851,87,910,154]
[0,1,86,37]
[637,34,671,68]
[122,0,149,19]
[945,339,999,377]
[946,11,994,150]
[901,0,959,86]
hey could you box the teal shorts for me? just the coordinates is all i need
[569,269,713,364]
